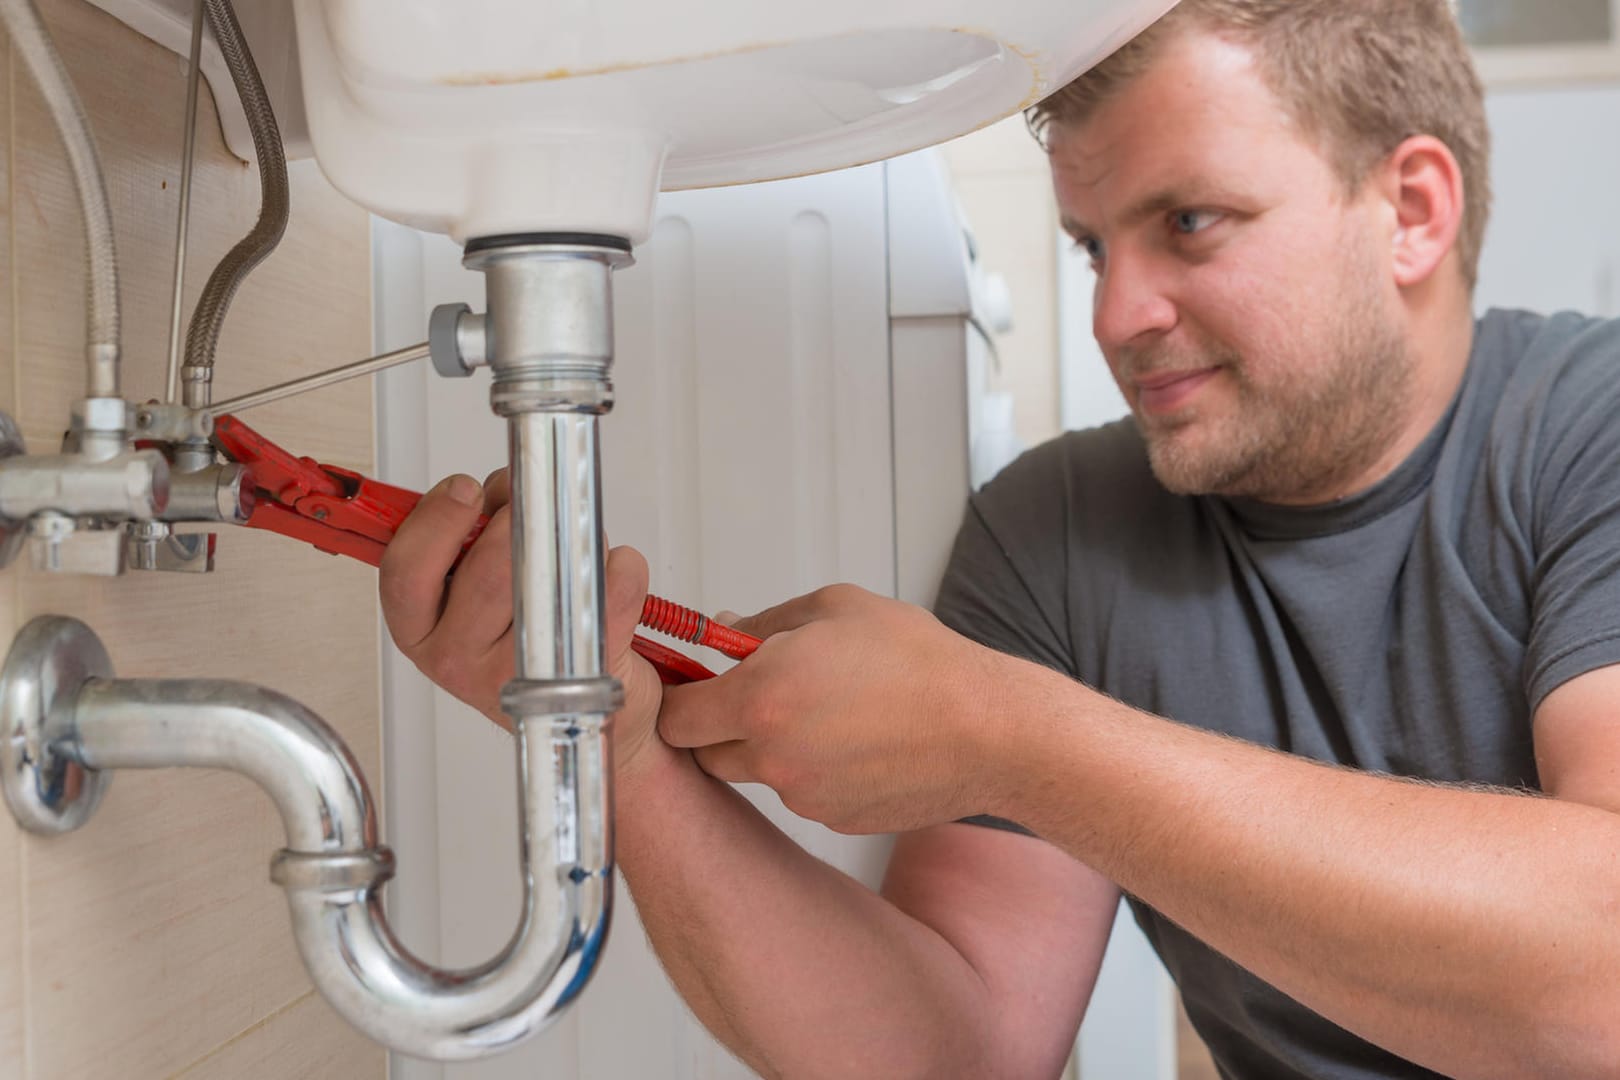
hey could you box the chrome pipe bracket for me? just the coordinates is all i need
[0,616,111,834]
[127,523,215,574]
[501,677,623,720]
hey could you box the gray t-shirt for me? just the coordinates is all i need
[933,309,1620,1079]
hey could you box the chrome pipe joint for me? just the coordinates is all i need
[0,400,173,577]
[0,393,234,578]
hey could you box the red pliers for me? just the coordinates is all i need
[211,414,759,685]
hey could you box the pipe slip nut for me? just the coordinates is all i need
[501,677,624,721]
[270,847,396,892]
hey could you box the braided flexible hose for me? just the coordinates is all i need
[182,0,288,403]
[0,0,120,397]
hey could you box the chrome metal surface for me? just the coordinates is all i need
[0,616,112,834]
[133,401,213,444]
[75,395,127,435]
[156,462,251,523]
[179,363,210,409]
[127,522,213,573]
[0,449,170,520]
[29,517,125,576]
[71,678,377,850]
[500,677,624,719]
[270,848,395,890]
[454,239,626,1046]
[464,243,626,683]
[73,396,129,463]
[34,663,614,1059]
[508,413,608,680]
[165,0,204,405]
[210,341,431,414]
[171,441,216,475]
[462,243,629,419]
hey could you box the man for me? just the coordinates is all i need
[380,1,1620,1076]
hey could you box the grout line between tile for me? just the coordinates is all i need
[163,988,320,1080]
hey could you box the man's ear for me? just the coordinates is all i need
[1375,134,1465,289]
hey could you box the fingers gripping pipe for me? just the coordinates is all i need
[0,617,611,1060]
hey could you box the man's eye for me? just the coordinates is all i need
[1171,210,1222,235]
[1075,235,1104,262]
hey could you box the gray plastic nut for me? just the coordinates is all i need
[430,302,476,378]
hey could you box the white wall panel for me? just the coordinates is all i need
[377,160,948,1078]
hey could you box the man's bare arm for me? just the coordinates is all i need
[617,746,1118,1079]
[984,660,1620,1080]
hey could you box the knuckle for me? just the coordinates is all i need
[812,583,851,611]
[823,583,866,609]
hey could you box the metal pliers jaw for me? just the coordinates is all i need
[210,413,755,685]
[211,413,457,567]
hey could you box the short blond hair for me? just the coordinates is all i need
[1028,0,1492,286]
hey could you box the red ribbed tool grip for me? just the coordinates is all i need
[639,595,762,661]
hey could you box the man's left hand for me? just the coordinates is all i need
[656,584,1011,834]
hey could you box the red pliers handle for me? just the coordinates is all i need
[211,413,759,685]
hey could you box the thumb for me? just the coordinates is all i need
[724,586,846,640]
[379,473,485,650]
[604,545,650,661]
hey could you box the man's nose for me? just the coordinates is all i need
[1091,252,1177,351]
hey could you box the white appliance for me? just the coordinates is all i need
[374,149,1007,1078]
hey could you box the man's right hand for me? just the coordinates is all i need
[377,470,671,781]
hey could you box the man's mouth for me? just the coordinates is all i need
[1133,368,1220,415]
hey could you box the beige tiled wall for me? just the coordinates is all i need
[0,1,382,1077]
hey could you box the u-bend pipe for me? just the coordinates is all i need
[60,675,611,1060]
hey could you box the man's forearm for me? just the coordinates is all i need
[989,663,1620,1080]
[616,749,995,1080]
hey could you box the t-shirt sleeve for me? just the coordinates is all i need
[934,498,1077,678]
[1525,317,1620,709]
[934,446,1079,836]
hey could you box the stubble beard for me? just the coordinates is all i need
[1132,290,1414,503]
